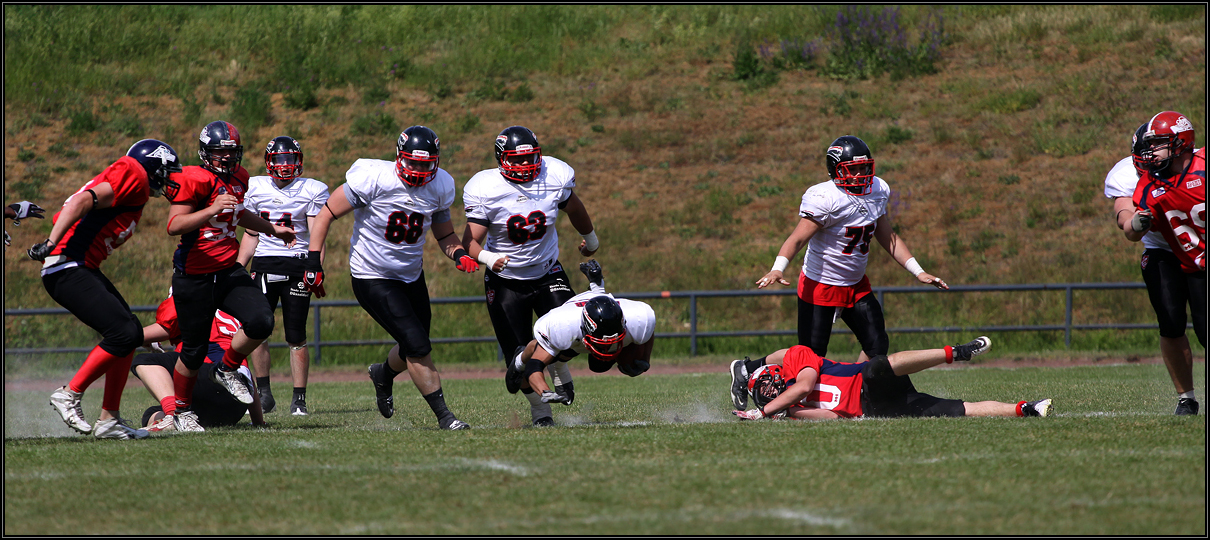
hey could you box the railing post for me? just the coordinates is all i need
[1065,285,1072,349]
[690,294,698,357]
[313,304,322,365]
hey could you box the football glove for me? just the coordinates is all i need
[28,238,55,261]
[539,390,573,406]
[1131,211,1152,232]
[453,248,479,273]
[303,251,326,298]
[4,230,9,248]
[732,408,766,420]
[8,201,45,222]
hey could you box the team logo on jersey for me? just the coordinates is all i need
[217,187,228,195]
[146,145,177,164]
[1187,178,1202,190]
[516,195,529,202]
[273,198,285,205]
[1151,187,1166,198]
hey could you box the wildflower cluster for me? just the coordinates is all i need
[822,6,946,81]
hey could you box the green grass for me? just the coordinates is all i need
[4,362,1205,534]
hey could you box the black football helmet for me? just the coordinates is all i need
[580,296,627,360]
[747,364,788,418]
[264,136,303,181]
[198,120,243,175]
[825,135,875,195]
[494,126,542,183]
[396,126,440,187]
[126,139,183,198]
[1130,123,1150,177]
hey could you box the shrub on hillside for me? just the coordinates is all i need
[350,112,397,137]
[230,86,272,133]
[822,6,945,81]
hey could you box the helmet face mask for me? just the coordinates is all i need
[580,296,627,360]
[826,136,876,195]
[1140,111,1195,174]
[747,364,788,417]
[264,136,304,181]
[396,126,441,187]
[199,121,243,175]
[1130,123,1152,177]
[126,139,182,198]
[495,126,543,183]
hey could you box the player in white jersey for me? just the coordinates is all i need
[460,126,601,417]
[503,260,656,425]
[305,126,480,430]
[1108,122,1198,415]
[741,136,950,409]
[236,136,331,416]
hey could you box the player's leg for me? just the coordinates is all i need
[249,271,280,413]
[796,297,837,358]
[398,273,468,430]
[1186,270,1206,348]
[192,358,255,428]
[886,336,991,376]
[532,268,576,409]
[213,265,274,403]
[484,271,537,363]
[840,294,889,360]
[280,275,313,415]
[130,351,181,431]
[1146,249,1198,413]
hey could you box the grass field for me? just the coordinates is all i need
[4,361,1204,535]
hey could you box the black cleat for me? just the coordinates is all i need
[579,259,604,289]
[1175,398,1199,416]
[729,358,749,410]
[441,417,471,430]
[533,416,555,427]
[505,346,526,394]
[1021,398,1052,417]
[952,336,991,361]
[368,363,395,419]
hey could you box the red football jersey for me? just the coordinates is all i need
[1134,148,1206,272]
[154,295,241,355]
[781,345,865,418]
[48,156,149,268]
[166,165,250,274]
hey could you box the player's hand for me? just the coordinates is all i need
[492,254,509,273]
[733,409,766,420]
[756,269,789,289]
[303,251,326,298]
[1130,209,1153,232]
[27,239,55,261]
[1196,252,1206,271]
[209,194,239,216]
[4,230,10,248]
[452,248,478,273]
[8,201,45,221]
[917,272,948,290]
[144,341,166,354]
[578,239,598,257]
[540,390,572,406]
[271,224,297,247]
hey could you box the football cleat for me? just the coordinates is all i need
[579,259,604,289]
[145,413,176,433]
[259,387,277,414]
[173,410,205,432]
[532,416,555,427]
[729,358,750,410]
[368,363,395,419]
[505,347,526,394]
[1175,398,1199,416]
[211,366,254,405]
[952,336,991,361]
[1022,399,1052,418]
[49,386,92,434]
[291,397,308,416]
[441,418,470,430]
[92,417,150,440]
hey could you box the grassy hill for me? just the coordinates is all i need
[3,5,1206,366]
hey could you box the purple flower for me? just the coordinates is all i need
[379,101,385,107]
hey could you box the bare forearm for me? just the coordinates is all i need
[168,207,219,235]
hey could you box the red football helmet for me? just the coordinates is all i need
[1139,111,1195,173]
[747,364,788,417]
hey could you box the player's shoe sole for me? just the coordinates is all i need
[49,386,92,434]
[729,359,749,410]
[952,336,991,361]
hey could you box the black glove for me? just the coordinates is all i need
[302,251,325,297]
[28,239,55,261]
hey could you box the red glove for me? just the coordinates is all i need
[303,251,326,298]
[453,249,478,273]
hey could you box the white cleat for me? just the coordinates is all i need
[49,386,92,434]
[212,367,254,404]
[92,417,150,440]
[173,410,205,432]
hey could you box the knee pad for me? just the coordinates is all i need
[103,319,144,356]
[242,312,275,341]
[523,358,546,380]
[179,344,208,371]
[866,354,896,380]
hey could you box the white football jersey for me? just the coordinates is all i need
[243,175,331,256]
[343,159,456,283]
[1103,155,1172,252]
[533,290,656,358]
[799,177,892,286]
[463,156,576,280]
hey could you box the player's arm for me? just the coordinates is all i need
[517,339,559,394]
[756,216,820,288]
[28,183,115,260]
[239,211,295,246]
[561,191,599,256]
[166,190,241,236]
[307,214,326,265]
[1115,197,1150,242]
[307,185,353,256]
[432,215,477,272]
[461,221,508,272]
[237,229,259,267]
[248,380,266,427]
[873,214,947,290]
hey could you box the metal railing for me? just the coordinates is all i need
[5,282,1181,362]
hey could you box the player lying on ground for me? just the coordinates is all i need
[730,337,1052,421]
[504,260,656,426]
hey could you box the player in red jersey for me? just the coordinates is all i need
[30,139,182,440]
[1127,111,1206,415]
[165,121,296,430]
[731,337,1053,421]
[132,292,265,432]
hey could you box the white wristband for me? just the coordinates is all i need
[477,250,505,268]
[771,256,790,273]
[904,257,925,277]
[581,230,599,252]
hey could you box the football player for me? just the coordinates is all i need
[461,126,601,413]
[731,337,1054,421]
[132,292,265,432]
[237,136,331,416]
[1107,118,1200,416]
[305,126,478,430]
[1128,111,1206,416]
[504,260,656,426]
[747,135,947,409]
[165,120,297,431]
[30,139,181,440]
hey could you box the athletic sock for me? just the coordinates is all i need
[221,348,248,371]
[100,352,134,411]
[1015,401,1027,417]
[173,369,197,410]
[524,388,553,422]
[744,356,767,375]
[256,377,271,393]
[944,345,955,364]
[69,345,123,394]
[293,387,306,402]
[160,396,177,416]
[423,388,455,423]
[383,362,403,380]
[1180,391,1197,401]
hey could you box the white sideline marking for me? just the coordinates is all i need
[761,508,851,527]
[289,439,318,449]
[456,458,530,476]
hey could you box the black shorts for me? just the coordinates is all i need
[1141,249,1207,345]
[859,355,966,418]
[351,274,432,359]
[483,262,575,359]
[252,268,311,345]
[131,344,249,427]
[41,266,143,357]
[797,293,889,359]
[172,263,274,370]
